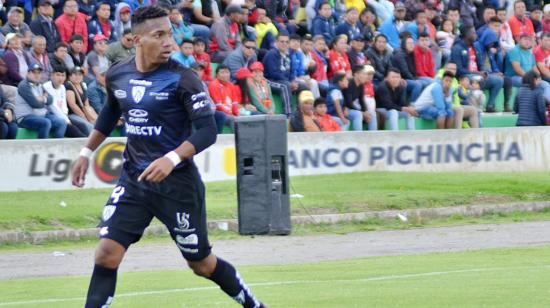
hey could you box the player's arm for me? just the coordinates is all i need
[71,75,122,187]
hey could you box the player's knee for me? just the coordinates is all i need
[94,240,125,268]
[187,257,215,277]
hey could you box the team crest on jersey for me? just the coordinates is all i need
[132,86,146,103]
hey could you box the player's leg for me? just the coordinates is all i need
[154,166,264,308]
[85,179,154,308]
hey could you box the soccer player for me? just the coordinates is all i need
[70,7,265,308]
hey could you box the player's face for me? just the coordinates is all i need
[135,17,175,65]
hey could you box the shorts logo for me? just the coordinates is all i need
[178,247,199,254]
[174,212,196,233]
[99,226,109,236]
[176,234,198,246]
[132,86,146,104]
[102,205,116,221]
[114,89,127,99]
[94,142,125,184]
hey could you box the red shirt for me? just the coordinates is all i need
[208,79,240,116]
[194,52,213,82]
[327,50,351,79]
[310,50,328,82]
[55,13,89,51]
[210,22,239,54]
[99,19,112,41]
[468,47,478,72]
[508,15,534,40]
[543,19,550,34]
[363,81,374,98]
[414,46,435,78]
[533,45,550,72]
[316,113,341,132]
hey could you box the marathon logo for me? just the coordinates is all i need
[125,123,162,136]
[129,79,152,86]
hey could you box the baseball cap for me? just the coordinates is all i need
[298,91,315,104]
[395,2,406,11]
[38,0,52,6]
[225,5,244,15]
[235,68,253,80]
[351,34,364,42]
[249,61,264,72]
[28,63,43,72]
[120,6,131,14]
[93,34,108,43]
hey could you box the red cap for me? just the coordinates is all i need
[249,62,264,72]
[235,68,253,80]
[120,6,131,14]
[93,34,108,43]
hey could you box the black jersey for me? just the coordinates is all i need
[99,57,214,171]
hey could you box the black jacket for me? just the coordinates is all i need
[390,48,416,80]
[515,86,548,126]
[365,46,391,82]
[343,79,367,112]
[375,80,408,111]
[29,15,61,54]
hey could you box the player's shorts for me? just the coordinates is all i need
[98,163,211,261]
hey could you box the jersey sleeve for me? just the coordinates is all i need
[179,69,215,121]
[94,69,122,135]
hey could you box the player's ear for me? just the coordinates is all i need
[133,34,141,47]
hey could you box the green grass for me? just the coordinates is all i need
[2,208,550,253]
[1,172,550,232]
[2,246,550,307]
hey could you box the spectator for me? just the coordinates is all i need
[126,0,152,12]
[405,10,430,42]
[210,5,243,62]
[505,33,550,103]
[534,32,550,83]
[254,8,278,51]
[208,65,240,131]
[56,0,89,52]
[65,66,95,135]
[497,7,516,52]
[238,6,256,42]
[414,33,436,79]
[247,61,275,114]
[515,70,548,126]
[531,8,543,34]
[263,32,306,115]
[347,35,367,67]
[85,34,110,83]
[391,36,425,103]
[222,38,257,82]
[169,6,194,47]
[378,2,407,50]
[172,39,197,68]
[414,71,455,129]
[43,65,88,137]
[375,67,416,131]
[447,0,478,27]
[87,67,107,114]
[311,2,335,43]
[309,35,329,91]
[453,75,480,128]
[77,0,98,19]
[327,72,355,130]
[67,35,86,71]
[476,6,497,37]
[343,65,374,130]
[190,61,226,133]
[289,90,321,132]
[50,43,72,74]
[1,7,31,40]
[358,6,377,44]
[29,0,61,54]
[105,28,135,64]
[289,34,320,98]
[0,87,17,139]
[178,0,216,43]
[113,3,132,40]
[508,0,535,41]
[327,34,352,80]
[3,33,32,87]
[436,19,456,64]
[335,7,361,43]
[300,34,315,77]
[543,4,550,34]
[14,63,67,139]
[28,36,52,84]
[314,97,341,131]
[451,25,504,113]
[366,34,392,85]
[88,2,117,48]
[193,38,212,82]
[234,68,259,116]
[363,64,379,130]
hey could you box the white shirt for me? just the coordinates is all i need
[43,81,70,123]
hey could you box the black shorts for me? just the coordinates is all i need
[98,163,211,261]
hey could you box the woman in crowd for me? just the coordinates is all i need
[515,71,548,126]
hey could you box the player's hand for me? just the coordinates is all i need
[71,156,89,187]
[138,157,175,183]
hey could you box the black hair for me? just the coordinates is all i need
[51,65,67,74]
[332,72,347,84]
[489,16,501,24]
[522,70,540,89]
[400,34,412,51]
[513,0,525,9]
[243,38,256,45]
[374,34,387,42]
[346,7,358,14]
[123,28,133,36]
[302,34,313,42]
[69,34,83,43]
[415,10,426,19]
[418,33,430,39]
[216,64,230,74]
[352,65,365,74]
[193,37,206,45]
[54,42,68,51]
[460,25,475,38]
[386,67,401,77]
[181,38,194,45]
[289,34,301,41]
[96,1,110,11]
[318,1,331,10]
[277,31,290,39]
[447,6,459,12]
[314,97,327,108]
[483,6,496,13]
[442,71,455,79]
[131,6,169,32]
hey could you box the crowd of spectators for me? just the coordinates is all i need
[0,0,548,139]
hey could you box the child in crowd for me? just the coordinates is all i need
[469,78,486,112]
[171,39,195,68]
[289,90,321,132]
[314,97,341,132]
[193,38,212,82]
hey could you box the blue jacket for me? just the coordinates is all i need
[335,21,361,42]
[473,29,504,74]
[263,49,294,82]
[88,19,118,44]
[404,22,428,42]
[450,39,486,78]
[311,16,335,43]
[515,86,547,126]
[290,50,305,78]
[378,16,401,49]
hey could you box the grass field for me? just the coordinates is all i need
[1,246,550,307]
[1,172,550,232]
